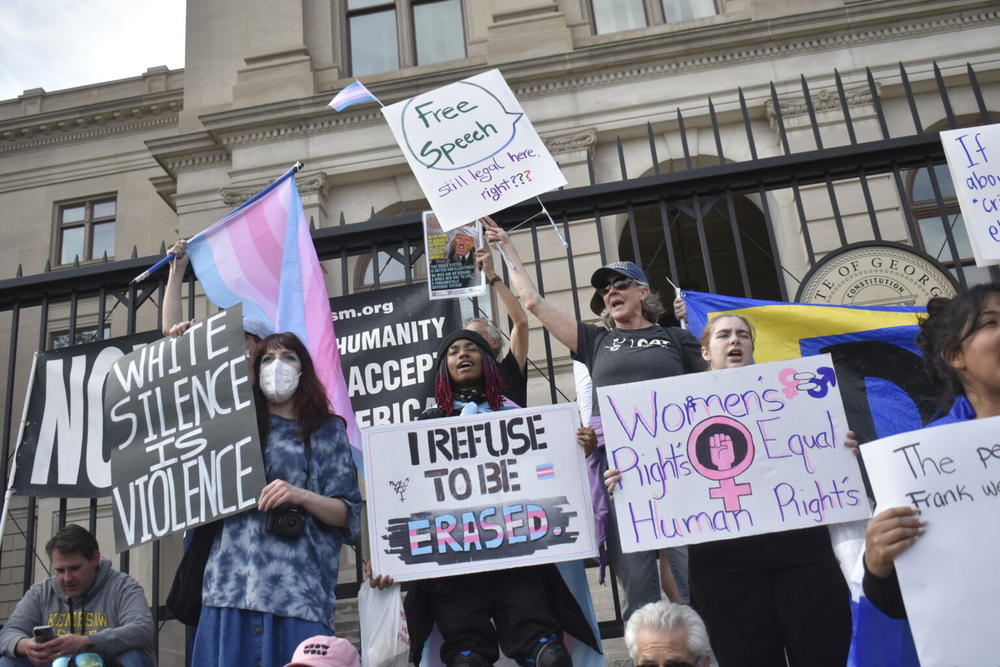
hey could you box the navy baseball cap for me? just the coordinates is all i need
[589,261,649,315]
[589,261,648,290]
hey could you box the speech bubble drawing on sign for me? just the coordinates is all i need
[382,69,567,231]
[401,82,524,171]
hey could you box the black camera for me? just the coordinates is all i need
[264,504,307,538]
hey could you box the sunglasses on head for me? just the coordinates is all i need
[599,277,637,295]
[52,653,107,667]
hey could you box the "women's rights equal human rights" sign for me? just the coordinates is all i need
[599,354,871,552]
[382,69,566,231]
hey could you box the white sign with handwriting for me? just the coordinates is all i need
[382,69,566,231]
[940,123,1000,266]
[862,415,1000,667]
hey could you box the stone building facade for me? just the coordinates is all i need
[0,1,997,663]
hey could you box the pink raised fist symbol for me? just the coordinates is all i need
[687,416,756,513]
[709,433,736,471]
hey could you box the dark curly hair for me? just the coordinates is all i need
[916,281,1000,411]
[252,332,342,442]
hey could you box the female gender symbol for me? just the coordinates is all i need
[686,416,755,512]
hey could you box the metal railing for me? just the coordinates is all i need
[0,60,996,657]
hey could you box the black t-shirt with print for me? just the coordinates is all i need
[573,321,705,415]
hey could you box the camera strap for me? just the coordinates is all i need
[303,434,313,491]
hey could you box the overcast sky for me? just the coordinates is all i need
[0,0,185,102]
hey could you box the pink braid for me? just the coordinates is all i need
[481,353,505,411]
[434,365,455,415]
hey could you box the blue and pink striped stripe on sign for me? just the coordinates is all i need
[536,463,555,480]
[186,173,362,468]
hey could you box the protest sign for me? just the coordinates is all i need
[382,69,567,231]
[599,354,871,552]
[105,306,266,551]
[365,403,597,581]
[14,331,161,498]
[940,123,1000,266]
[862,416,1000,667]
[423,211,486,300]
[332,283,462,428]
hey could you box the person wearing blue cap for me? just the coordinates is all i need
[482,219,705,622]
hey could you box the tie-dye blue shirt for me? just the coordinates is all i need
[202,414,361,626]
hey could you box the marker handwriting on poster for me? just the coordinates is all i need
[940,123,1000,264]
[365,404,597,581]
[861,416,1000,666]
[403,86,522,170]
[382,69,567,231]
[599,356,870,551]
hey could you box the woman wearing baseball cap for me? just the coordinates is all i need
[481,219,704,621]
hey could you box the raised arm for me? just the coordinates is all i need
[481,217,579,353]
[161,239,194,337]
[476,234,528,369]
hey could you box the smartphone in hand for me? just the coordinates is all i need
[32,625,54,644]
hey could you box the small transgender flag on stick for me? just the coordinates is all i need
[328,80,382,111]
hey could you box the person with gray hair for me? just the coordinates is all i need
[624,601,711,667]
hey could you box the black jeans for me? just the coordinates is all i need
[430,568,562,665]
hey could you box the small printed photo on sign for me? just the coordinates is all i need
[424,210,486,300]
[364,403,597,582]
[939,122,1000,266]
[382,69,567,231]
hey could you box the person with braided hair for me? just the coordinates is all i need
[385,329,601,667]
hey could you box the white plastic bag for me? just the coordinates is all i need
[359,581,410,667]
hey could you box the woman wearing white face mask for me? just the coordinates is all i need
[191,332,362,667]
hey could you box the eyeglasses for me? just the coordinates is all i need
[52,653,107,667]
[637,661,696,667]
[599,278,636,295]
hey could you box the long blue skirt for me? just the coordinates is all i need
[192,605,332,667]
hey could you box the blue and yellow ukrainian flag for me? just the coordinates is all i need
[685,290,927,667]
[683,290,936,440]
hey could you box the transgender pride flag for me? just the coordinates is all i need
[328,80,381,111]
[186,168,362,466]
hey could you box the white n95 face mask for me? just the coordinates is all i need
[259,358,301,403]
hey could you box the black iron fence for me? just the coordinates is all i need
[0,61,996,658]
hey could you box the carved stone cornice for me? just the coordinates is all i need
[145,131,230,179]
[506,7,1000,100]
[765,83,877,121]
[0,91,182,155]
[299,172,330,196]
[219,185,260,207]
[220,172,329,206]
[544,128,597,155]
[205,107,388,149]
[192,4,998,152]
[150,174,178,212]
